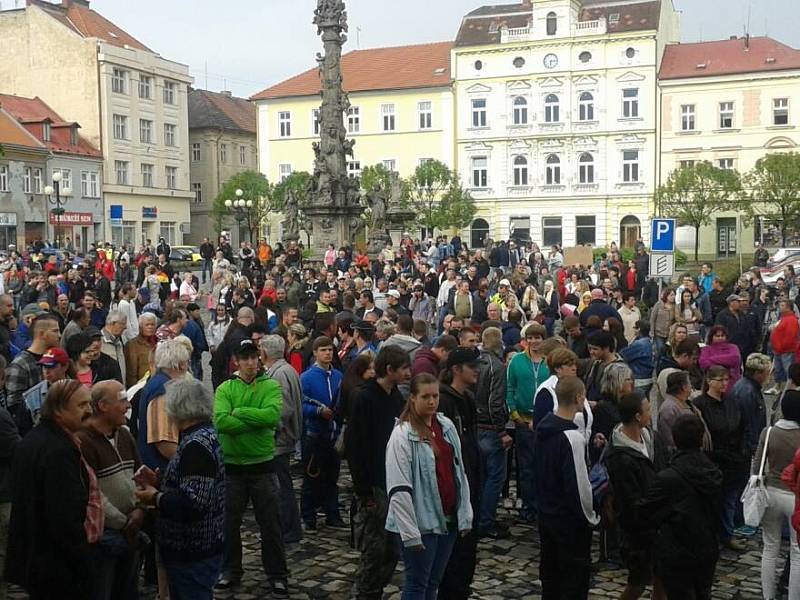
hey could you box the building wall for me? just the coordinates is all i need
[0,147,50,247]
[47,155,104,250]
[187,127,257,245]
[660,69,800,258]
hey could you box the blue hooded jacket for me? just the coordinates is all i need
[300,363,343,438]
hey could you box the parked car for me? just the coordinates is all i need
[169,246,201,266]
[768,248,800,268]
[756,255,800,286]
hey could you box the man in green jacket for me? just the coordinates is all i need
[214,339,288,597]
[506,322,550,523]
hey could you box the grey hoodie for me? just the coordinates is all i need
[381,334,422,362]
[265,358,303,456]
[611,423,654,460]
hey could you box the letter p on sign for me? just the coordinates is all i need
[650,219,676,253]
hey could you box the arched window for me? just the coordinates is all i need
[544,94,560,123]
[546,154,561,185]
[579,92,594,121]
[471,218,490,249]
[546,11,557,36]
[513,155,528,186]
[579,153,594,184]
[512,96,528,125]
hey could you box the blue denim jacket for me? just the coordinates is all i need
[385,414,473,547]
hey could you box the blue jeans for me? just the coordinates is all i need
[515,425,536,519]
[164,553,222,600]
[720,488,738,542]
[401,530,457,600]
[774,352,794,383]
[477,430,507,530]
[201,258,213,283]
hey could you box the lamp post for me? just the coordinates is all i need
[44,171,70,248]
[224,188,253,244]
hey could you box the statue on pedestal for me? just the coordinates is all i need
[283,189,300,241]
[367,184,387,233]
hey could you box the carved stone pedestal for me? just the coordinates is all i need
[304,204,363,262]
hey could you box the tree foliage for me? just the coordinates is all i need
[743,152,800,247]
[656,161,742,261]
[273,171,311,212]
[438,178,477,231]
[408,160,453,232]
[359,164,393,195]
[211,170,273,240]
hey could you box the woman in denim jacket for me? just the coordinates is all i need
[385,373,472,600]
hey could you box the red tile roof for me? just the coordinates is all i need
[0,108,46,151]
[251,41,453,101]
[0,93,102,158]
[34,0,151,52]
[659,37,800,80]
[188,90,256,134]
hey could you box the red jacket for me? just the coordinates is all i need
[771,312,800,355]
[782,448,800,545]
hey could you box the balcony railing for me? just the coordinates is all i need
[500,26,531,43]
[573,18,606,35]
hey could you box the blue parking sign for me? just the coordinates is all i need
[651,218,676,253]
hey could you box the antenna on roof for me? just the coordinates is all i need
[356,26,361,49]
[204,61,208,90]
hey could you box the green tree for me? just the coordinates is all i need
[211,170,273,241]
[743,152,800,247]
[408,160,454,232]
[359,164,393,195]
[437,179,477,232]
[656,161,742,261]
[273,171,311,212]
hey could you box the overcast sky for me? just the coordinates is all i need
[88,0,800,98]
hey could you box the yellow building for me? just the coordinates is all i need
[659,36,800,259]
[251,41,454,240]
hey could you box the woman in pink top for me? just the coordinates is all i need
[698,325,741,393]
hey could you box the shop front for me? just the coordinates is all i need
[50,211,94,251]
[0,213,17,249]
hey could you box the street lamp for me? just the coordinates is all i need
[225,188,253,243]
[45,171,71,247]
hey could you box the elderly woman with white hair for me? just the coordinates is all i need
[124,312,159,388]
[135,377,225,600]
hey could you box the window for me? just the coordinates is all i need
[191,143,201,162]
[546,11,557,36]
[623,88,639,118]
[53,168,72,194]
[347,107,360,133]
[542,216,562,246]
[679,160,696,170]
[474,60,483,71]
[0,166,7,192]
[239,145,247,166]
[69,127,78,146]
[22,167,31,194]
[111,221,136,249]
[81,171,99,197]
[579,92,594,121]
[42,122,51,142]
[576,216,596,245]
[681,104,696,131]
[115,160,129,185]
[381,104,396,132]
[471,156,488,188]
[578,153,594,183]
[139,119,153,144]
[192,182,202,204]
[382,159,397,172]
[220,143,228,163]
[112,114,128,140]
[625,47,636,59]
[512,97,528,125]
[418,157,434,166]
[33,168,42,193]
[163,80,176,105]
[513,156,528,186]
[418,101,432,130]
[312,109,320,136]
[544,94,560,123]
[719,102,734,129]
[774,98,789,125]
[718,158,734,170]
[279,111,291,137]
[278,163,292,183]
[623,150,640,182]
[510,216,530,241]
[545,154,561,184]
[112,68,127,94]
[141,163,154,188]
[513,56,525,69]
[579,51,592,63]
[138,75,152,99]
[165,166,177,189]
[159,222,176,245]
[471,99,487,128]
[164,123,177,147]
[347,161,361,178]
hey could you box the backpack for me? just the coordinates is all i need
[589,443,611,509]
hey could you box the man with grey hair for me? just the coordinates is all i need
[101,310,128,385]
[730,352,771,457]
[77,380,144,600]
[261,334,303,544]
[136,339,190,471]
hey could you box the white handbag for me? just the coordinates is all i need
[741,426,773,527]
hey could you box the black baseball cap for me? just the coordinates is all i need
[446,347,481,370]
[234,339,259,358]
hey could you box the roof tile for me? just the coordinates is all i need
[251,41,453,101]
[659,36,800,80]
[0,108,46,151]
[188,90,256,134]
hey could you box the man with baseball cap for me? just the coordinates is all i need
[344,320,377,366]
[438,346,482,598]
[11,303,46,353]
[715,293,748,358]
[214,339,288,595]
[385,289,409,317]
[21,348,71,427]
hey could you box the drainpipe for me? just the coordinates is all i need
[95,43,105,245]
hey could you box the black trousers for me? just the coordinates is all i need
[659,561,717,600]
[539,520,592,600]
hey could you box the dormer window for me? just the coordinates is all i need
[70,127,78,146]
[546,12,557,36]
[42,122,51,142]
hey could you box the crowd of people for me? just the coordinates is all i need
[0,232,799,600]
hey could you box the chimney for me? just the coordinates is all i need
[61,0,90,8]
[729,35,737,40]
[220,90,232,98]
[745,33,750,50]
